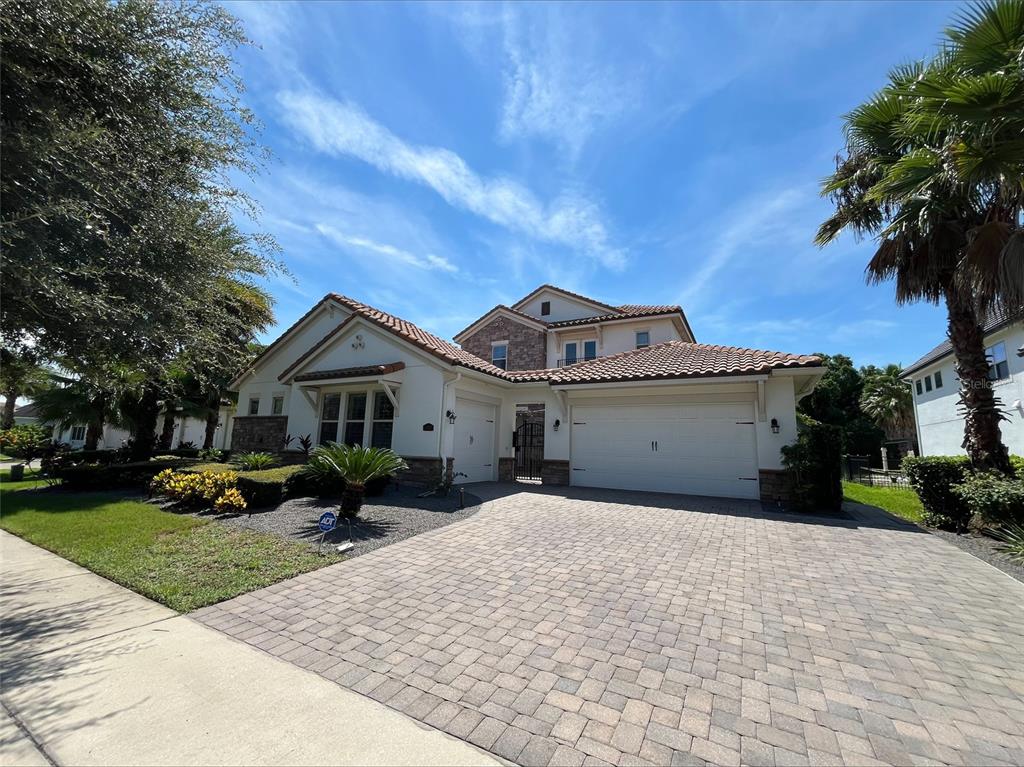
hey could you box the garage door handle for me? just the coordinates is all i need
[573,422,586,425]
[572,468,586,471]
[736,421,754,425]
[739,477,758,481]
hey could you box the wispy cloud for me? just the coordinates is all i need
[277,90,625,270]
[315,225,457,273]
[498,6,636,158]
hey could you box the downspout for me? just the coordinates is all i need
[439,371,462,459]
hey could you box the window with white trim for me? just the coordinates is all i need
[541,301,551,316]
[271,396,284,415]
[583,340,597,360]
[370,392,394,449]
[924,375,932,392]
[987,342,1009,381]
[915,379,923,395]
[343,393,367,446]
[70,425,86,442]
[492,343,508,370]
[248,397,260,415]
[319,393,341,445]
[934,370,943,388]
[635,331,650,349]
[564,341,578,365]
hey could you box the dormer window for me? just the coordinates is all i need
[541,301,551,316]
[492,342,508,370]
[635,331,650,349]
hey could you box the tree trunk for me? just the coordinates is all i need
[203,410,219,449]
[340,483,364,517]
[84,393,106,451]
[1,388,18,429]
[129,387,161,461]
[943,285,1011,474]
[158,411,176,450]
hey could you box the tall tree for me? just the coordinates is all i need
[1,0,280,388]
[816,0,1023,473]
[860,364,915,438]
[0,350,50,429]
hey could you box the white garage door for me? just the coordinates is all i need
[570,402,759,499]
[452,398,496,484]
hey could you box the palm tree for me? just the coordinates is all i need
[860,365,914,437]
[32,373,132,451]
[0,349,50,429]
[301,443,408,516]
[817,0,1023,473]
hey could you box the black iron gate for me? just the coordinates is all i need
[514,420,543,480]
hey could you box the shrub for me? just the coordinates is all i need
[58,459,189,490]
[198,447,225,462]
[233,451,278,471]
[1012,454,1024,476]
[151,469,238,507]
[951,472,1024,529]
[0,424,51,459]
[214,487,247,514]
[780,416,842,511]
[66,449,119,465]
[235,465,303,508]
[902,456,971,530]
[301,443,406,516]
[991,523,1024,564]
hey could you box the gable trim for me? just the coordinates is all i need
[510,284,620,315]
[452,306,549,342]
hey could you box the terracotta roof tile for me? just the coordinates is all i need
[547,305,685,328]
[293,362,405,383]
[511,284,620,313]
[546,341,821,385]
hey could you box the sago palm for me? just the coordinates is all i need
[302,443,408,515]
[817,0,1024,473]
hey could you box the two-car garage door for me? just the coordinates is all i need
[570,402,759,499]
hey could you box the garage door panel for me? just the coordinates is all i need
[571,402,758,500]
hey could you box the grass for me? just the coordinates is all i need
[0,467,53,492]
[0,482,340,612]
[842,480,924,523]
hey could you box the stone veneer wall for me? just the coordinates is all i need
[231,416,288,453]
[541,459,570,486]
[400,456,444,487]
[460,316,547,371]
[498,457,515,482]
[758,469,794,505]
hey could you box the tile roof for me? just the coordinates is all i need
[271,293,820,387]
[511,284,620,313]
[901,307,1023,377]
[544,341,822,385]
[452,304,548,340]
[293,362,405,383]
[547,305,685,328]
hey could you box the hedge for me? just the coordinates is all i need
[902,455,971,530]
[58,459,195,490]
[951,472,1024,529]
[236,466,304,508]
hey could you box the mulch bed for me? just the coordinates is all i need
[202,484,484,558]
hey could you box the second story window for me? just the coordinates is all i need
[635,331,650,349]
[925,375,933,392]
[248,397,260,415]
[541,301,551,316]
[987,342,1009,381]
[915,379,923,395]
[492,343,508,370]
[583,340,597,360]
[934,370,943,388]
[271,396,284,415]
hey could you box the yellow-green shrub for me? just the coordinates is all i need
[150,468,238,508]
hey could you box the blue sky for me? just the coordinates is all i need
[227,0,958,369]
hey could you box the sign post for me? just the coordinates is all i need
[317,511,337,554]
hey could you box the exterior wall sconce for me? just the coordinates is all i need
[553,418,561,431]
[770,418,780,434]
[446,410,457,424]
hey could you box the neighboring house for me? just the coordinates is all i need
[230,285,823,501]
[1,402,44,427]
[47,407,234,451]
[902,309,1024,458]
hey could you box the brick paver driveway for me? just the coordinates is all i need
[194,486,1024,766]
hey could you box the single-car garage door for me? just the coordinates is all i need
[452,398,496,483]
[570,401,759,499]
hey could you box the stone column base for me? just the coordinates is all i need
[230,416,288,453]
[541,459,570,486]
[758,469,793,504]
[498,457,515,482]
[399,456,443,486]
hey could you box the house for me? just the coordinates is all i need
[229,286,824,501]
[43,405,234,451]
[902,309,1024,458]
[2,402,44,427]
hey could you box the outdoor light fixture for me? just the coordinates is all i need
[553,418,561,431]
[446,410,457,424]
[770,418,780,434]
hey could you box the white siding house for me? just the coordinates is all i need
[903,312,1024,458]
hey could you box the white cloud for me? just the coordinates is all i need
[278,90,625,269]
[315,225,458,273]
[498,6,636,158]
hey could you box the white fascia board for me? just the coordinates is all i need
[550,312,681,333]
[550,374,770,391]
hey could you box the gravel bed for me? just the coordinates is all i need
[927,527,1024,585]
[204,485,484,558]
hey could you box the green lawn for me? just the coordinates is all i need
[842,480,924,523]
[0,467,52,492]
[0,482,340,611]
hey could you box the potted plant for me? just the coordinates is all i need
[301,443,407,516]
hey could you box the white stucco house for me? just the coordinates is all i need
[902,309,1024,458]
[50,408,234,452]
[229,286,824,501]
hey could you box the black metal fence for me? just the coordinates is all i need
[843,455,913,489]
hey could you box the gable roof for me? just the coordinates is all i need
[261,293,819,388]
[452,304,549,342]
[544,341,821,386]
[293,362,405,383]
[511,284,621,314]
[547,305,687,328]
[901,307,1023,377]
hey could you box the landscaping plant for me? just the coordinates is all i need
[302,443,407,515]
[902,456,972,530]
[0,424,50,460]
[951,472,1024,529]
[991,524,1024,564]
[780,415,843,511]
[233,451,278,471]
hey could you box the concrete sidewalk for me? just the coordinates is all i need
[0,531,500,766]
